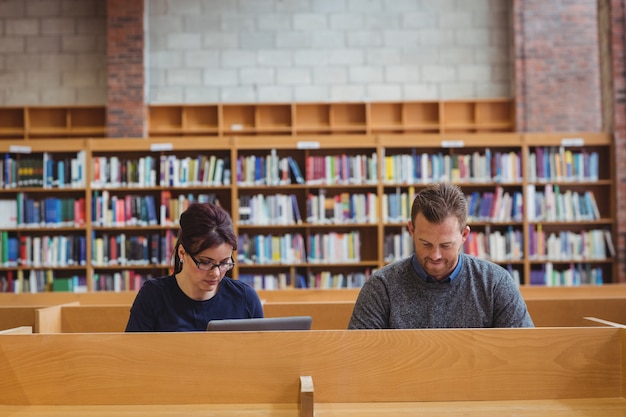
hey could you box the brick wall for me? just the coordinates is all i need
[514,0,625,282]
[106,0,145,137]
[609,0,626,282]
[513,0,602,132]
[146,0,512,103]
[0,0,106,105]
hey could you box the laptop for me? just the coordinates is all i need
[206,316,313,332]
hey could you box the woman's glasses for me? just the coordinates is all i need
[186,252,235,272]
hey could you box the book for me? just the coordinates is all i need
[214,158,224,185]
[604,229,616,258]
[287,156,305,184]
[290,194,302,224]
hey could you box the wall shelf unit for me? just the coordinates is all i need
[0,106,106,139]
[147,98,515,137]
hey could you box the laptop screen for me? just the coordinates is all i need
[206,316,313,332]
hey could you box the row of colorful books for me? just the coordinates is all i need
[91,154,231,188]
[0,269,152,293]
[236,151,304,185]
[0,232,87,268]
[238,269,371,290]
[2,226,615,269]
[383,230,413,262]
[13,195,86,228]
[237,152,378,186]
[526,185,601,221]
[92,191,158,227]
[91,231,176,267]
[305,153,378,185]
[381,187,416,223]
[529,262,604,286]
[466,187,523,222]
[238,193,302,225]
[381,148,522,184]
[93,270,152,292]
[92,190,222,227]
[301,270,370,289]
[237,231,361,264]
[305,191,377,224]
[0,270,88,293]
[1,151,86,189]
[527,146,599,182]
[239,190,387,225]
[10,186,600,230]
[463,228,524,261]
[307,231,361,263]
[528,227,614,260]
[237,233,306,265]
[0,146,604,191]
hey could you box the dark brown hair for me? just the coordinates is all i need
[173,202,237,273]
[410,182,468,232]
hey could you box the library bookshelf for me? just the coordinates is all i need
[0,100,618,293]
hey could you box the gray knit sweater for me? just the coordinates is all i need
[348,254,534,329]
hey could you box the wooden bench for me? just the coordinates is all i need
[0,327,625,416]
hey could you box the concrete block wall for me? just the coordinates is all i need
[0,0,107,106]
[146,0,513,104]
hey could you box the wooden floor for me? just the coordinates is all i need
[1,399,625,417]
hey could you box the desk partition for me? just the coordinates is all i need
[0,327,624,416]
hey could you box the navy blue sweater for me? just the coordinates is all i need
[125,275,264,332]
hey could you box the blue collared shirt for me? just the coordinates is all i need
[411,253,464,284]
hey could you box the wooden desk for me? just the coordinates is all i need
[56,301,351,332]
[264,301,354,329]
[0,306,42,330]
[0,327,624,416]
[5,295,626,333]
[527,297,626,327]
[2,284,626,306]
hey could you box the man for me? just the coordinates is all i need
[348,182,533,329]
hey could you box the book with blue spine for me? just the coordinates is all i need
[287,156,304,184]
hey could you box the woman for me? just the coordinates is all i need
[125,202,263,331]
